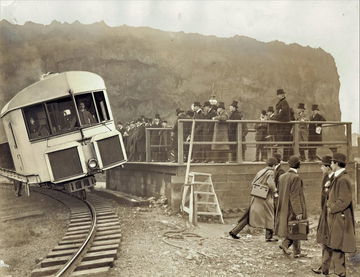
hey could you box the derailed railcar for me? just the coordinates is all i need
[0,71,127,196]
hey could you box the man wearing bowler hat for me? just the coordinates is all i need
[275,155,307,258]
[272,89,291,161]
[308,104,326,161]
[312,153,355,277]
[295,103,309,161]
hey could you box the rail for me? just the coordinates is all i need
[139,120,352,163]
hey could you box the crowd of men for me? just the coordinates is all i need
[117,88,327,163]
[229,152,355,277]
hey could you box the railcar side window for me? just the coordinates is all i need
[75,94,98,125]
[94,91,110,121]
[46,97,80,134]
[23,104,51,140]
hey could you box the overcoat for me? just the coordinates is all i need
[212,110,229,151]
[322,171,356,253]
[274,169,307,237]
[272,97,291,141]
[308,113,326,141]
[316,173,333,244]
[249,167,276,229]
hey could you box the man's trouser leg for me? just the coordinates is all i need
[322,245,332,275]
[230,208,249,235]
[292,240,301,255]
[265,229,273,240]
[282,238,293,250]
[333,249,346,276]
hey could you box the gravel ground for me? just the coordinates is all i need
[0,186,68,277]
[0,186,359,277]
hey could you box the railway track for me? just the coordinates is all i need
[30,188,121,277]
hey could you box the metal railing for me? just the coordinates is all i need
[138,120,351,164]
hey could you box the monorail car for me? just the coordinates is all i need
[0,71,127,195]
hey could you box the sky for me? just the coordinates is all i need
[1,0,359,132]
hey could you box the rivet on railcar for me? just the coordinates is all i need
[0,71,127,198]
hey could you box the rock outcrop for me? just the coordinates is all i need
[0,20,341,142]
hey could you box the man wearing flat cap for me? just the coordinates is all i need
[275,155,307,258]
[272,89,291,161]
[308,104,326,161]
[313,153,355,277]
[228,100,248,161]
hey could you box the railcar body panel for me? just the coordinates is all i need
[0,71,127,186]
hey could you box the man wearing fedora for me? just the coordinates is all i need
[228,100,248,162]
[295,103,309,161]
[275,155,307,258]
[313,153,355,277]
[308,104,326,161]
[272,89,291,161]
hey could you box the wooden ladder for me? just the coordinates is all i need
[181,171,224,225]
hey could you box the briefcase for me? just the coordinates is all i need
[287,220,309,240]
[250,183,269,199]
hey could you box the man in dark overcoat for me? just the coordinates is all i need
[272,89,291,161]
[275,155,307,258]
[203,101,217,162]
[308,104,326,161]
[312,155,334,275]
[172,108,187,162]
[313,153,355,277]
[228,101,247,162]
[192,102,205,162]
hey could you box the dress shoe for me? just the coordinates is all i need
[229,232,240,239]
[311,267,322,274]
[265,238,279,242]
[279,245,291,255]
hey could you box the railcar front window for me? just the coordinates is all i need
[23,104,51,140]
[75,94,98,125]
[46,97,79,134]
[94,91,110,121]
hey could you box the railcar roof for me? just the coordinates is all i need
[0,71,106,118]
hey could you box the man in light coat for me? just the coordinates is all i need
[275,155,307,258]
[313,153,356,277]
[229,157,278,241]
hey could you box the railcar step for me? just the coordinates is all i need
[197,211,222,216]
[71,266,110,276]
[193,191,215,195]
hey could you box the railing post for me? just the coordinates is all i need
[237,122,243,163]
[145,128,151,162]
[178,121,184,164]
[346,123,352,161]
[293,122,300,157]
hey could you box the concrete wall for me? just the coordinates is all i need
[106,162,357,215]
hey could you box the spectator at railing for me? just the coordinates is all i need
[228,100,248,162]
[308,104,326,161]
[266,106,276,142]
[212,102,230,162]
[272,89,291,161]
[159,120,171,162]
[150,114,162,161]
[172,108,188,162]
[192,101,206,162]
[294,103,309,161]
[254,110,268,162]
[203,101,217,162]
[134,119,146,162]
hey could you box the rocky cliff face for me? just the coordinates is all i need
[0,20,341,142]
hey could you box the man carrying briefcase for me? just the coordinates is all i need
[275,155,308,258]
